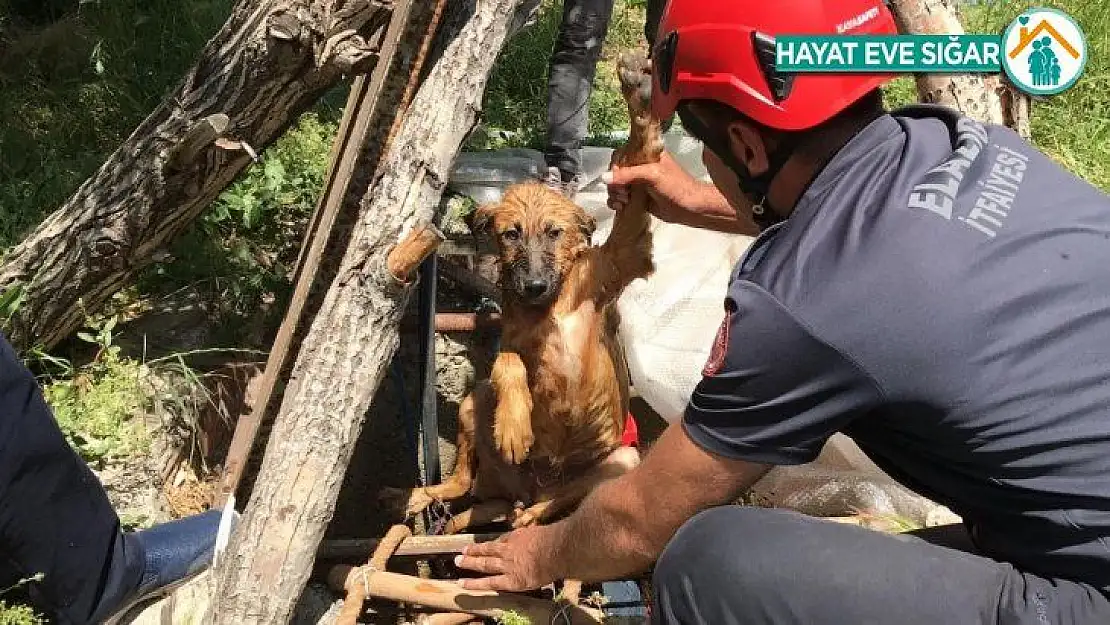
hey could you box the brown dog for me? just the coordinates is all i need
[387,51,663,533]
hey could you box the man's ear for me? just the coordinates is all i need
[726,119,770,177]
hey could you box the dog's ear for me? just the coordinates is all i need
[469,202,497,236]
[578,212,597,239]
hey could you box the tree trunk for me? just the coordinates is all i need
[203,0,521,622]
[890,0,1031,136]
[0,0,395,353]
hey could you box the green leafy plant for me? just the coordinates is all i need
[0,574,46,625]
[495,610,533,625]
[39,313,151,463]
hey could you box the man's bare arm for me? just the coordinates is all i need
[544,423,769,582]
[605,152,759,236]
[456,422,770,590]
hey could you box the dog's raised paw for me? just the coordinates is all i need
[617,49,653,116]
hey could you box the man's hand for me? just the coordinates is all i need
[453,424,771,590]
[604,152,756,234]
[605,152,706,221]
[454,525,555,592]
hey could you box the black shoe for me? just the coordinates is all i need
[544,166,584,200]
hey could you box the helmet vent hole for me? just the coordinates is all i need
[752,31,795,102]
[654,31,679,94]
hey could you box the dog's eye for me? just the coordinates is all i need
[547,227,563,240]
[502,229,520,242]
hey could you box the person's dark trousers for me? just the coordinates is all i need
[0,335,143,624]
[642,0,674,133]
[652,506,1110,625]
[644,0,666,47]
[545,0,616,181]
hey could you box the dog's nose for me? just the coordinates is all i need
[523,279,548,298]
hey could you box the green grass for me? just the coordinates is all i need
[0,602,42,625]
[42,352,151,463]
[0,574,46,625]
[35,316,154,463]
[965,1,1110,191]
[879,2,1110,192]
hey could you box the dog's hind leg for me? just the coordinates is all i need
[442,499,515,535]
[512,446,641,528]
[381,384,486,518]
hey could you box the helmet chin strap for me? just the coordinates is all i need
[674,104,796,233]
[716,138,797,232]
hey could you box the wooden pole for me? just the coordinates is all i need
[332,524,413,625]
[319,533,505,560]
[204,1,525,622]
[325,570,605,625]
[214,0,418,508]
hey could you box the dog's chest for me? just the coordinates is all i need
[533,303,597,392]
[526,303,621,460]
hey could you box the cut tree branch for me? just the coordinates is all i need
[889,0,1031,135]
[0,0,394,352]
[203,0,524,622]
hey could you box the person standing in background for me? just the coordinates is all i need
[525,0,668,198]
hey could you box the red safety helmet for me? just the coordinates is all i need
[651,0,900,130]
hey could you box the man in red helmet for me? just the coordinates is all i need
[453,0,1110,622]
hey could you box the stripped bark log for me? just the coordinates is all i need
[331,524,413,625]
[319,532,506,561]
[324,570,605,625]
[203,1,522,622]
[0,0,394,352]
[214,0,423,510]
[889,0,1031,136]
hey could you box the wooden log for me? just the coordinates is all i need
[334,570,605,625]
[319,533,505,560]
[203,0,525,622]
[0,0,397,352]
[333,524,413,625]
[214,0,422,510]
[889,0,1031,135]
[416,613,481,625]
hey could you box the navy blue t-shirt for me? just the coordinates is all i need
[685,104,1110,592]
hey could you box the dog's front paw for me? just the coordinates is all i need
[493,404,534,465]
[511,502,548,529]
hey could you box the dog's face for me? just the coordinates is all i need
[471,183,597,308]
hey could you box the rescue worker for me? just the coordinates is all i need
[452,0,1110,623]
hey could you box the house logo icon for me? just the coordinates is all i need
[1001,7,1087,96]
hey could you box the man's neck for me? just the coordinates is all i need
[765,112,884,219]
